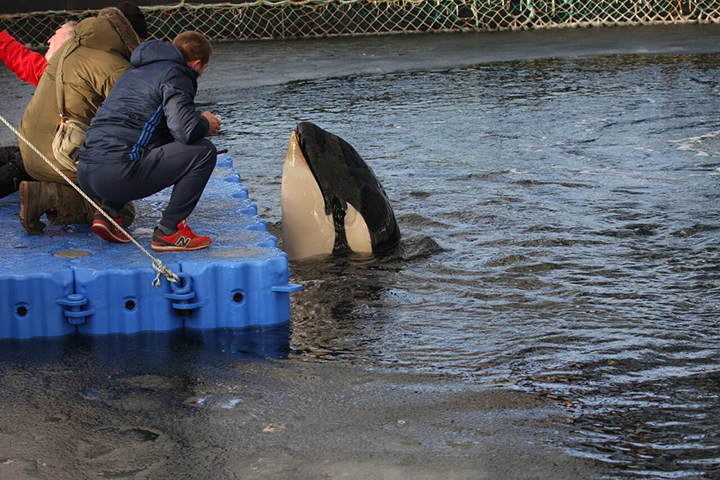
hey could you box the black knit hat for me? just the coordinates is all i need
[116,1,148,40]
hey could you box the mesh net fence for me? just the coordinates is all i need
[2,0,719,46]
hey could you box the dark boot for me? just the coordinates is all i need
[0,146,33,199]
[20,181,137,234]
[18,181,57,234]
[47,193,135,228]
[43,183,95,227]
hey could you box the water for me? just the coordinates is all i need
[208,35,720,476]
[2,25,720,478]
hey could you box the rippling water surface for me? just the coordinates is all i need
[206,49,720,477]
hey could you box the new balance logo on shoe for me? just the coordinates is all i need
[175,236,191,248]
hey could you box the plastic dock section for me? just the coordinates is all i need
[0,154,302,340]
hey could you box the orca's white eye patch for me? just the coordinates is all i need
[344,203,372,253]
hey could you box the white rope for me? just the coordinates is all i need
[0,114,179,287]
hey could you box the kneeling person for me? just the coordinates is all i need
[78,31,221,252]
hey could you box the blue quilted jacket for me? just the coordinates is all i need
[80,40,209,163]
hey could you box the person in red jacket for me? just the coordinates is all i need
[0,22,76,197]
[1,2,145,202]
[0,22,76,86]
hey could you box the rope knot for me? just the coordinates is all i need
[153,259,180,287]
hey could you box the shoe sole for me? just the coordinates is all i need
[91,223,131,243]
[150,241,211,252]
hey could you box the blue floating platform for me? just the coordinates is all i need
[0,154,301,340]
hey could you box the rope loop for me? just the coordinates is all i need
[153,259,180,287]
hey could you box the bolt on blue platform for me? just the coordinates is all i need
[0,154,302,340]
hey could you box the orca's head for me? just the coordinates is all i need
[281,122,400,261]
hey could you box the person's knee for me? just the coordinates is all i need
[195,139,217,168]
[201,139,217,158]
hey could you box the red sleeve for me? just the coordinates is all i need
[0,30,46,87]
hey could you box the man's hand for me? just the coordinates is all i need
[201,111,221,136]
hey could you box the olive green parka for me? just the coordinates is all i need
[19,7,141,183]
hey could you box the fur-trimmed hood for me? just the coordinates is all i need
[18,7,142,183]
[74,6,141,59]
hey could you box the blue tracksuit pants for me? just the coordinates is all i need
[78,139,217,230]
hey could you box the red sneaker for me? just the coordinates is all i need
[151,220,211,252]
[91,210,131,243]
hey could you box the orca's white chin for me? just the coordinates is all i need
[281,132,335,261]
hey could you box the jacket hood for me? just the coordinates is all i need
[74,7,141,59]
[130,40,187,69]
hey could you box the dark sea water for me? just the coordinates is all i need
[1,25,719,478]
[207,29,720,477]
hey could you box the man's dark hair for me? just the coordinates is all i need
[172,31,212,66]
[116,1,148,39]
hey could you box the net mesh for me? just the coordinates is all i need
[2,0,719,46]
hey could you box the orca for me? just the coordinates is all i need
[281,122,400,261]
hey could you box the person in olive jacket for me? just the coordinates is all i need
[17,3,146,235]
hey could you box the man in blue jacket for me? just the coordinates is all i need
[78,31,221,252]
